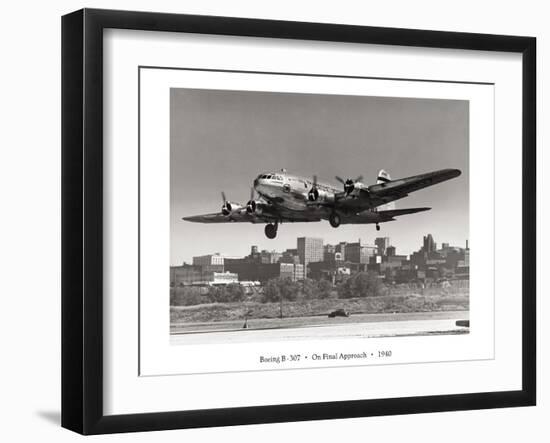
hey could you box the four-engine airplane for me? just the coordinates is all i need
[183,168,461,239]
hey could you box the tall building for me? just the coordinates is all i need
[375,237,390,256]
[386,245,396,257]
[335,242,347,261]
[297,237,323,277]
[345,239,377,264]
[423,234,436,253]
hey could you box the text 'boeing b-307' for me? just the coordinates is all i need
[183,168,461,239]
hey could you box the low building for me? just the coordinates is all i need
[192,253,225,268]
[293,264,305,281]
[308,261,350,283]
[383,254,407,264]
[280,252,301,264]
[170,265,238,286]
[170,264,202,286]
[210,271,239,285]
[280,263,296,280]
[345,239,377,264]
[224,260,304,283]
[259,250,282,264]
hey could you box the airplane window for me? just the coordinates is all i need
[267,175,272,179]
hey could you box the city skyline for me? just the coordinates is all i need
[176,233,469,267]
[170,231,469,290]
[174,231,469,265]
[171,88,469,265]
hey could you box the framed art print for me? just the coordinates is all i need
[61,8,536,434]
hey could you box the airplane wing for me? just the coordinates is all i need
[183,210,270,224]
[332,168,461,211]
[367,168,461,198]
[337,207,430,224]
[183,208,322,224]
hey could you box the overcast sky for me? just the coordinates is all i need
[170,88,469,265]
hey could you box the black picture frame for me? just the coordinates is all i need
[62,8,536,435]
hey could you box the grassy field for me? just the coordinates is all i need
[170,292,469,325]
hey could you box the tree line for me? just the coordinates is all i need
[170,271,386,306]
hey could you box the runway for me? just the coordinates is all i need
[170,311,469,345]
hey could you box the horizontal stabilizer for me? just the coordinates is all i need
[378,207,431,218]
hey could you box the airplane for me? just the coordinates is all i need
[182,168,461,239]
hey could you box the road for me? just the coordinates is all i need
[170,311,469,345]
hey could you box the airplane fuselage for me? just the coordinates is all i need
[254,172,339,213]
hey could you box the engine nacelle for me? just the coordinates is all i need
[246,200,266,214]
[350,181,368,195]
[221,201,243,216]
[308,188,335,204]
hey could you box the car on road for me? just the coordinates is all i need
[328,309,350,318]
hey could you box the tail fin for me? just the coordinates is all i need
[377,169,391,184]
[376,169,395,210]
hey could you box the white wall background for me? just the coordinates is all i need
[0,1,545,441]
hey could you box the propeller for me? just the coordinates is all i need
[221,191,232,215]
[335,175,364,195]
[246,188,256,213]
[308,175,319,201]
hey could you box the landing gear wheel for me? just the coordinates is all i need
[264,223,278,239]
[376,223,380,231]
[329,213,341,228]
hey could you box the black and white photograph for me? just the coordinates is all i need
[169,86,470,345]
[50,2,538,438]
